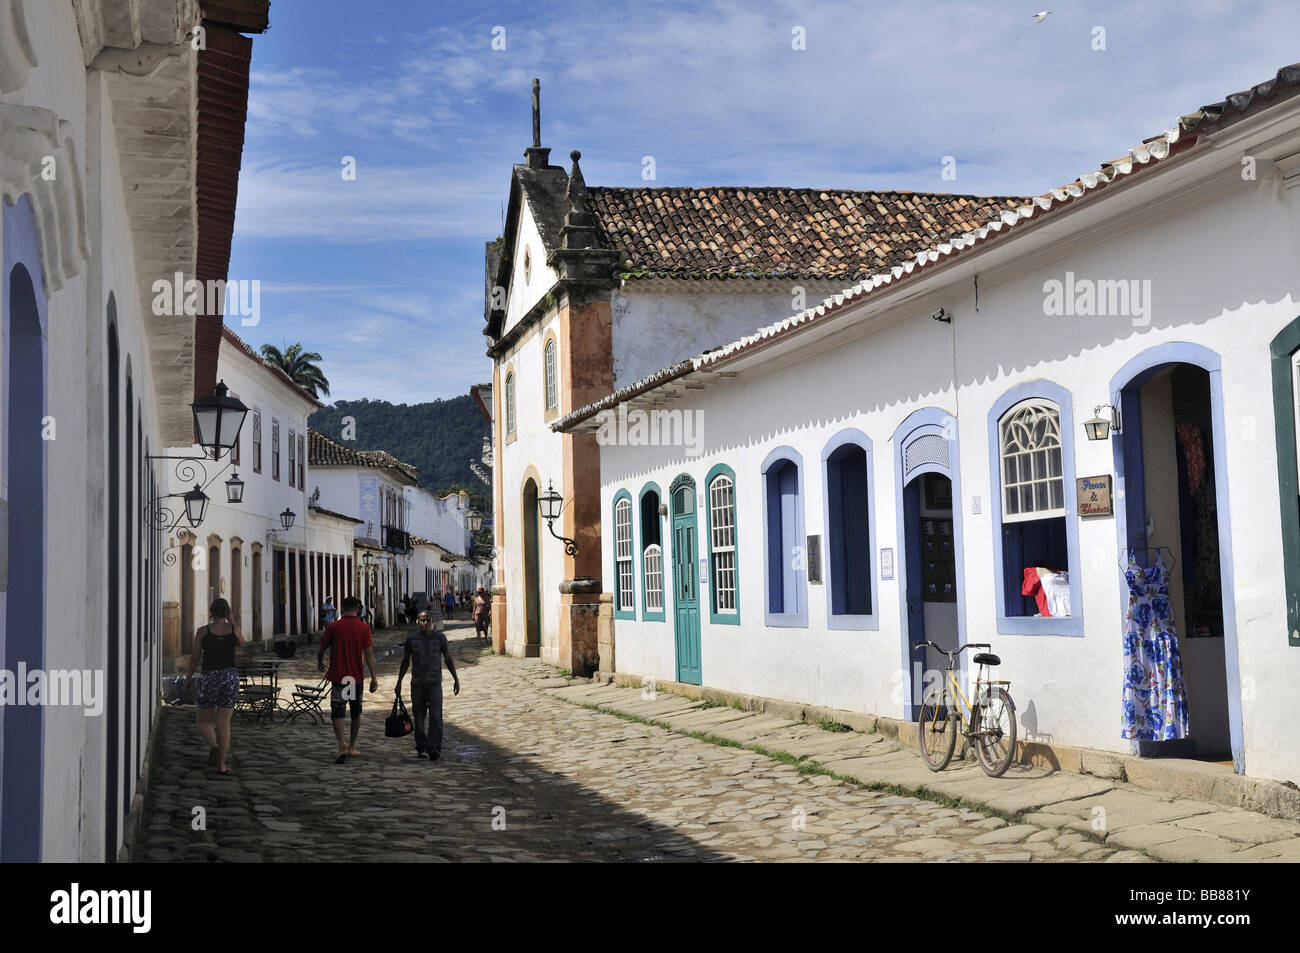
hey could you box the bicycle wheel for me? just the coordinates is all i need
[975,687,1017,777]
[918,696,956,771]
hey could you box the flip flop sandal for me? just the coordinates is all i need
[334,752,349,764]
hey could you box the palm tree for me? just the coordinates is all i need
[259,343,330,398]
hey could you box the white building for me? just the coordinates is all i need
[0,0,268,860]
[308,428,420,627]
[482,84,1022,672]
[162,327,321,661]
[559,64,1300,786]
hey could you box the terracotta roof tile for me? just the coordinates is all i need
[307,429,420,483]
[587,187,1029,280]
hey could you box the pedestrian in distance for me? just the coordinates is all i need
[184,598,243,774]
[395,610,459,760]
[318,595,378,764]
[473,586,491,640]
[322,594,337,627]
[443,588,455,621]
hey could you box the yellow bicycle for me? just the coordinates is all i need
[914,641,1017,778]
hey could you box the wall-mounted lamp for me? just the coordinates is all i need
[266,508,298,541]
[466,506,484,533]
[145,381,250,532]
[1084,403,1121,441]
[225,472,245,504]
[538,480,579,556]
[182,485,209,528]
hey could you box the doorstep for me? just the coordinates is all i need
[610,672,1300,825]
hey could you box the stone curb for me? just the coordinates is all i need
[605,672,1300,824]
[534,669,1300,862]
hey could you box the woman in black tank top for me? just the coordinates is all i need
[184,598,244,773]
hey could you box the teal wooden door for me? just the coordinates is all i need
[671,481,702,685]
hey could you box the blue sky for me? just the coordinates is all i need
[226,0,1300,405]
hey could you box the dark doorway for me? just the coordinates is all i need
[2,263,46,861]
[273,549,286,635]
[903,472,960,720]
[231,546,242,629]
[522,479,541,653]
[1120,363,1232,761]
[105,316,120,862]
[251,548,262,640]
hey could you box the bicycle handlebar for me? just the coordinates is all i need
[913,641,990,655]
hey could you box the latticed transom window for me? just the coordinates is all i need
[643,544,663,610]
[544,340,557,410]
[505,372,516,434]
[710,474,737,613]
[1000,401,1064,521]
[615,497,633,610]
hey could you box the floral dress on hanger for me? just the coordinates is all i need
[1121,551,1190,741]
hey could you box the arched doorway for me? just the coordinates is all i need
[893,409,967,720]
[670,475,701,685]
[230,543,242,629]
[250,545,263,640]
[1111,344,1241,770]
[2,261,47,861]
[522,479,541,654]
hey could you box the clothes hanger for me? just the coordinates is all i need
[1122,546,1176,570]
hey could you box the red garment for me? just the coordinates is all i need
[321,616,373,684]
[1022,567,1052,617]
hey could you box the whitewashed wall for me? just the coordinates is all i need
[500,309,566,662]
[613,280,845,388]
[600,173,1300,784]
[162,338,314,642]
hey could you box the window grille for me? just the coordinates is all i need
[999,401,1065,521]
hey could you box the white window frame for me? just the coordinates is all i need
[999,399,1065,523]
[544,340,557,410]
[505,372,516,435]
[615,497,633,611]
[643,543,663,611]
[709,474,737,614]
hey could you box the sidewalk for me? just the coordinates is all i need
[543,678,1300,863]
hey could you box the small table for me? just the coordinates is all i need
[236,658,283,725]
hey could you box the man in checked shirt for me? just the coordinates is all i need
[395,610,460,760]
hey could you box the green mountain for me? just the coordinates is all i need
[309,396,489,500]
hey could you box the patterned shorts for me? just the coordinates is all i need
[196,668,239,709]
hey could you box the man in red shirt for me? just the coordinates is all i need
[318,595,378,763]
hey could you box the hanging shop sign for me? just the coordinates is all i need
[1077,474,1114,517]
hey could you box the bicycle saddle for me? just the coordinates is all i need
[973,652,1001,666]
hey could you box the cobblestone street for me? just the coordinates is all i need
[137,622,1149,863]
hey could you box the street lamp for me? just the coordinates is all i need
[280,508,296,532]
[183,484,209,528]
[192,380,248,454]
[1084,403,1121,441]
[538,480,578,556]
[145,382,251,533]
[225,471,245,504]
[466,507,484,533]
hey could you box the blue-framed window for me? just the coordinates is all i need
[822,429,878,630]
[705,464,740,625]
[988,382,1084,636]
[762,447,807,627]
[639,483,666,621]
[612,490,635,620]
